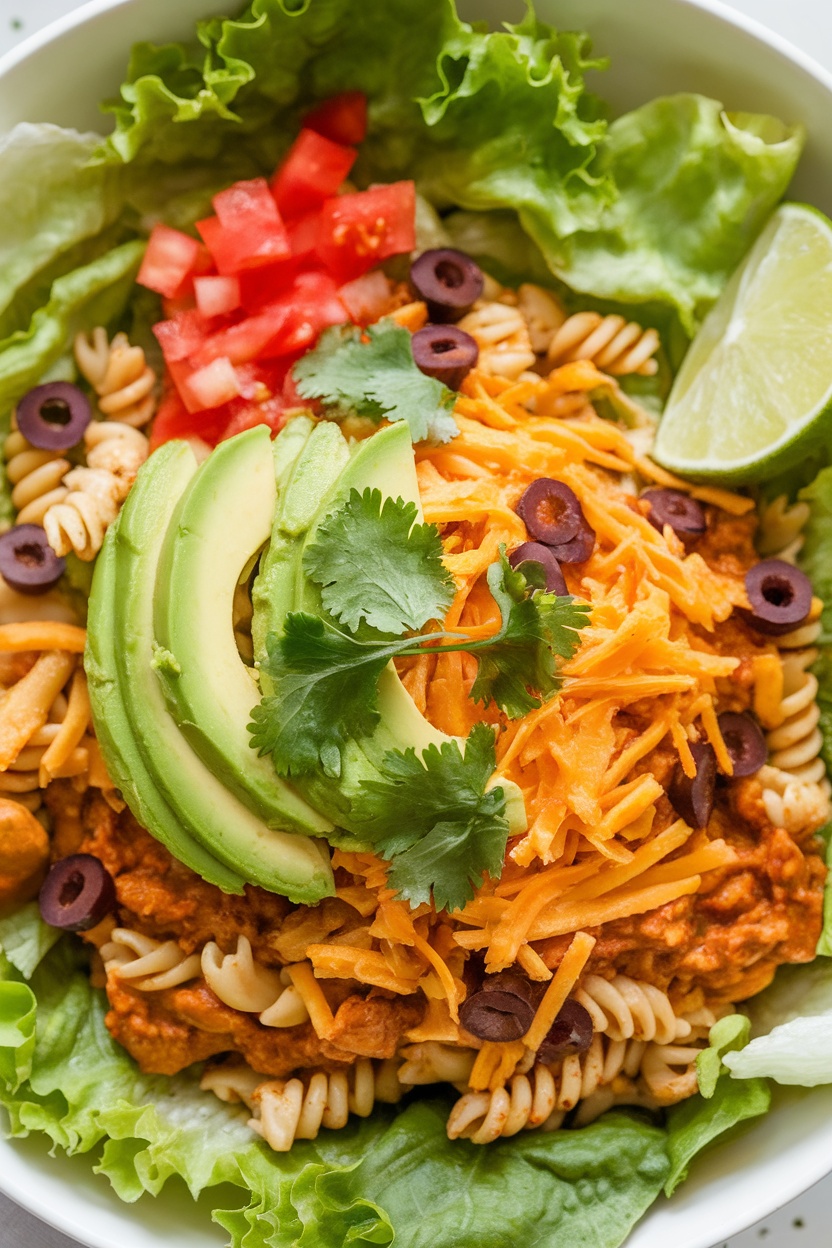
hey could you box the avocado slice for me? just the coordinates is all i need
[103,438,334,902]
[153,426,331,839]
[252,420,528,838]
[86,510,245,894]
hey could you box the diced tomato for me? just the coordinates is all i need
[288,211,322,260]
[315,181,416,282]
[238,258,302,312]
[257,269,347,352]
[197,178,291,275]
[304,92,368,146]
[137,225,205,298]
[149,388,230,451]
[219,395,291,441]
[190,306,292,369]
[338,270,393,325]
[272,129,356,219]
[183,357,242,412]
[153,309,211,363]
[194,275,241,319]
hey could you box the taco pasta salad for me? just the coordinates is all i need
[2,1,832,1245]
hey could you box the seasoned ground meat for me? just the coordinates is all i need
[536,779,825,1003]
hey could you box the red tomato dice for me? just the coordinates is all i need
[219,395,291,441]
[149,388,229,451]
[272,129,356,219]
[338,270,393,325]
[194,275,241,319]
[197,178,291,274]
[153,309,210,363]
[138,225,205,299]
[304,92,368,146]
[190,306,292,369]
[183,357,242,412]
[315,181,416,282]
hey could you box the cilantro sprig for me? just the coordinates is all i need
[292,319,459,444]
[354,723,511,912]
[249,551,590,777]
[304,488,455,635]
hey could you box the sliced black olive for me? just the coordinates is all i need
[717,711,767,777]
[39,853,117,932]
[516,479,584,546]
[0,525,65,595]
[459,970,542,1042]
[743,559,813,635]
[547,515,596,565]
[410,248,484,322]
[412,325,479,390]
[642,488,706,543]
[16,382,91,451]
[668,741,716,829]
[508,542,567,595]
[537,998,594,1064]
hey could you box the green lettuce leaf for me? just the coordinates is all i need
[554,98,803,335]
[664,1016,770,1195]
[0,240,144,415]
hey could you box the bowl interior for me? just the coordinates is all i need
[1,1,832,1246]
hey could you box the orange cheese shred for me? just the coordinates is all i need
[524,931,596,1055]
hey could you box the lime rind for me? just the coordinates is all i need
[654,203,832,483]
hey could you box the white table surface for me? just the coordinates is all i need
[1,0,832,1245]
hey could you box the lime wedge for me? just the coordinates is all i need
[654,203,832,483]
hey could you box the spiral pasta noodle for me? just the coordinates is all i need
[200,937,311,1026]
[74,328,157,428]
[43,421,149,561]
[249,1059,404,1151]
[100,927,202,990]
[547,311,660,376]
[574,973,691,1045]
[457,302,536,380]
[755,494,831,821]
[3,420,70,526]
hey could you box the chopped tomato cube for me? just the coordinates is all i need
[272,129,356,218]
[183,357,241,411]
[219,395,291,441]
[197,178,291,274]
[338,270,393,325]
[304,92,368,146]
[315,181,416,282]
[238,258,302,312]
[153,309,210,363]
[190,306,292,369]
[137,225,205,298]
[259,269,347,349]
[194,275,241,319]
[149,388,229,451]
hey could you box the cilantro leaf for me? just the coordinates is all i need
[303,487,455,635]
[248,614,404,778]
[354,722,510,911]
[293,319,458,444]
[469,552,591,717]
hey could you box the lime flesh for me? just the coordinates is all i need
[654,204,832,483]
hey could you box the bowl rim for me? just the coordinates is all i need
[1,1,832,1247]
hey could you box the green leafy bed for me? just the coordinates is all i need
[0,0,828,1243]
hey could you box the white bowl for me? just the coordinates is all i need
[2,1,832,1245]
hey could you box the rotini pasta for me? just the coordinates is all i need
[249,1059,402,1151]
[3,420,70,526]
[43,421,149,560]
[574,973,691,1045]
[546,311,660,376]
[100,927,202,990]
[457,302,536,380]
[201,935,284,1012]
[756,494,831,812]
[74,328,157,428]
